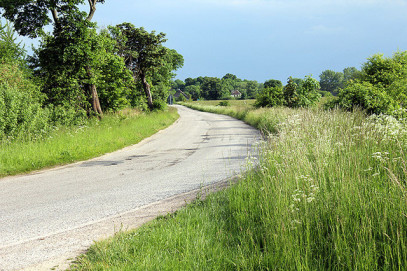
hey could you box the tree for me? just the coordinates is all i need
[343,67,361,82]
[264,79,282,89]
[222,73,238,80]
[255,86,284,108]
[185,77,198,87]
[184,85,201,100]
[284,77,298,107]
[0,20,25,63]
[245,80,259,98]
[291,78,304,87]
[172,79,185,91]
[151,48,183,97]
[319,69,344,95]
[111,23,181,110]
[331,51,407,117]
[361,51,407,88]
[284,76,320,108]
[0,0,104,38]
[0,0,106,115]
[296,75,321,107]
[335,82,395,115]
[201,77,222,100]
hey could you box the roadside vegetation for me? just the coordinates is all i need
[70,50,407,270]
[2,3,407,268]
[0,108,178,177]
[1,2,183,177]
[70,102,407,270]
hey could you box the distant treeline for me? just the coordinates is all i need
[171,65,362,102]
[171,74,264,100]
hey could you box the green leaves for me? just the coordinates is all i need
[362,51,407,88]
[319,69,344,95]
[0,21,26,63]
[111,23,183,110]
[255,76,321,109]
[336,82,395,115]
[255,86,284,108]
[332,51,407,118]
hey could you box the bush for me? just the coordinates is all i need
[332,51,407,117]
[332,82,397,115]
[218,100,230,107]
[152,100,167,111]
[319,90,333,97]
[255,87,284,108]
[47,104,87,126]
[0,83,50,140]
[295,75,321,107]
[177,93,187,102]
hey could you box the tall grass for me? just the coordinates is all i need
[71,104,407,270]
[0,108,179,177]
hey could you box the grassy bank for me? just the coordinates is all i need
[70,102,407,270]
[0,107,179,177]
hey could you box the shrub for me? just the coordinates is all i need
[295,75,321,107]
[218,100,230,107]
[283,76,321,108]
[333,82,397,115]
[47,104,87,127]
[332,51,407,117]
[319,90,333,97]
[152,100,167,111]
[255,87,284,108]
[0,83,50,140]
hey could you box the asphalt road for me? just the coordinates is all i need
[0,105,261,270]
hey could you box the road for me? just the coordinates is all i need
[0,105,261,270]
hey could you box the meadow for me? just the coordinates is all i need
[0,108,179,177]
[71,101,407,270]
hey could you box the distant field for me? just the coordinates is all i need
[189,99,256,107]
[184,97,333,110]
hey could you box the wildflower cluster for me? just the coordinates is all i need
[289,175,320,230]
[366,114,407,142]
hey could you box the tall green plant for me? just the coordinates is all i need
[1,0,107,115]
[0,83,50,140]
[0,20,25,63]
[332,51,407,117]
[296,75,321,107]
[255,86,284,108]
[110,23,183,110]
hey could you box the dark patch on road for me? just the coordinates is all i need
[80,161,124,167]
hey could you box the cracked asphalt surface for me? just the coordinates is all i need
[0,105,261,270]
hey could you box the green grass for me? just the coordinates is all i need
[0,107,179,177]
[70,103,407,270]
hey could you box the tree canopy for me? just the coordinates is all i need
[331,51,407,117]
[0,0,104,38]
[110,23,183,110]
[0,20,25,63]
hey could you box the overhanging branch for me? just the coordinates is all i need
[87,0,97,21]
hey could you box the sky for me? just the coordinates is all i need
[12,0,407,83]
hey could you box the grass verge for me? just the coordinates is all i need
[0,107,179,177]
[70,102,407,270]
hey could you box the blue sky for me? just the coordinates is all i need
[15,0,407,83]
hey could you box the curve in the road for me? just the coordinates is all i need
[0,105,261,270]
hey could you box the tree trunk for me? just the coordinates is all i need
[86,66,103,116]
[90,83,103,116]
[141,73,154,110]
